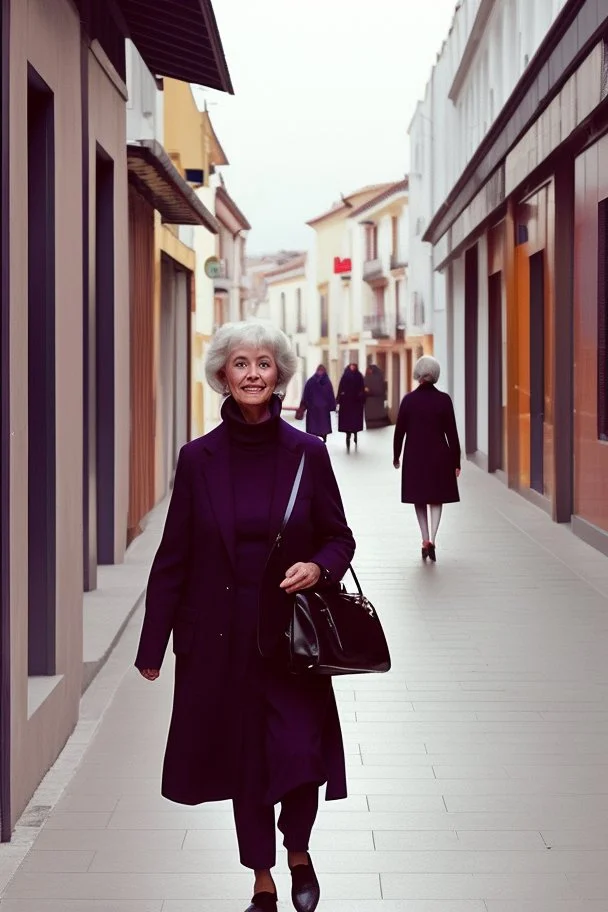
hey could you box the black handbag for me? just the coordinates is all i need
[273,453,391,676]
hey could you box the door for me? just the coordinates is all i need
[0,0,9,842]
[391,352,401,420]
[529,251,545,493]
[488,272,503,472]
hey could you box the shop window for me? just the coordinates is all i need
[599,199,608,441]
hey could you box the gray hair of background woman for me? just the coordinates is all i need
[413,355,441,385]
[205,320,298,395]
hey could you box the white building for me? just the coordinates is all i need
[408,0,569,407]
[263,254,308,409]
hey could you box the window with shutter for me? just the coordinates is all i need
[599,198,608,441]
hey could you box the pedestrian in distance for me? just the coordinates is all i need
[337,362,365,452]
[364,363,390,428]
[135,321,355,912]
[393,355,461,562]
[298,364,336,443]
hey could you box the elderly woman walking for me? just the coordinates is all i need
[135,321,355,912]
[337,362,365,452]
[299,364,336,442]
[393,355,461,562]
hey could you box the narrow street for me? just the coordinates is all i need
[4,423,608,911]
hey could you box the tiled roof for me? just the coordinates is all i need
[306,183,395,227]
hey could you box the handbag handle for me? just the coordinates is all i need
[276,451,362,597]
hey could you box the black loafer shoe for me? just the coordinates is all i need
[290,853,320,912]
[245,891,278,912]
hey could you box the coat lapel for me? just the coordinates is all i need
[201,428,236,570]
[267,424,305,547]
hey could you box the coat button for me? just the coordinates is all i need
[225,586,231,591]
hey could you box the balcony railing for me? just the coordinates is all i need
[363,314,389,339]
[363,258,383,281]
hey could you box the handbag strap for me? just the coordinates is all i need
[274,452,363,599]
[275,452,305,545]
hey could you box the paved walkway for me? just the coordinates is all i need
[3,424,608,912]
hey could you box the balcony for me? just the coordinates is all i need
[363,258,384,282]
[390,253,407,271]
[363,314,390,339]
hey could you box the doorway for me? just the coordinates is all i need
[488,272,503,472]
[464,245,479,454]
[529,251,545,494]
[391,352,401,420]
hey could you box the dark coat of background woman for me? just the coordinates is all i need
[393,383,461,504]
[364,364,389,429]
[337,365,364,434]
[300,367,336,438]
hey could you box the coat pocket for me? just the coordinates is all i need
[172,607,198,656]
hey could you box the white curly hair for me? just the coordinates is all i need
[413,355,440,384]
[204,320,298,395]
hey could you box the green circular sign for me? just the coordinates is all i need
[204,256,221,279]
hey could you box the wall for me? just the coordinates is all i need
[573,133,608,536]
[125,41,158,143]
[87,48,130,563]
[8,0,84,826]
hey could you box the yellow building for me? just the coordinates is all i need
[162,79,233,438]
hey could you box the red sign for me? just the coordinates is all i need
[333,257,352,274]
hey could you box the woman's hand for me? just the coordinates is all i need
[280,562,321,594]
[139,669,160,681]
[393,459,400,469]
[456,468,461,477]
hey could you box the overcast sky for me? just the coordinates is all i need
[196,0,457,254]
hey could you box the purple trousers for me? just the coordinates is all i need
[233,783,319,869]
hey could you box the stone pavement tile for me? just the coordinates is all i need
[0,903,162,912]
[162,903,485,912]
[19,851,95,873]
[372,831,545,851]
[43,813,113,829]
[486,903,608,912]
[565,873,608,898]
[2,871,381,901]
[541,829,608,849]
[380,872,578,900]
[34,829,187,852]
[348,764,436,779]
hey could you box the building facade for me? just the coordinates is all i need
[411,0,608,552]
[306,182,414,421]
[0,0,231,839]
[264,254,308,409]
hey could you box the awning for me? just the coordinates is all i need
[127,141,219,232]
[118,0,233,93]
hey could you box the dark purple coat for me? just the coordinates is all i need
[135,417,355,806]
[393,383,461,504]
[301,373,336,436]
[337,369,365,433]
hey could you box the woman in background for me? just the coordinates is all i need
[393,355,461,562]
[337,362,365,452]
[364,363,389,429]
[299,365,336,443]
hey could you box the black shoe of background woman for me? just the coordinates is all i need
[245,891,278,912]
[290,853,320,912]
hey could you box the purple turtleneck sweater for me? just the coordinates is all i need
[222,395,280,596]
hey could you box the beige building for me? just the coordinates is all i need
[306,185,393,389]
[0,0,231,839]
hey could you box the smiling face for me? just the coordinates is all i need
[221,345,278,417]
